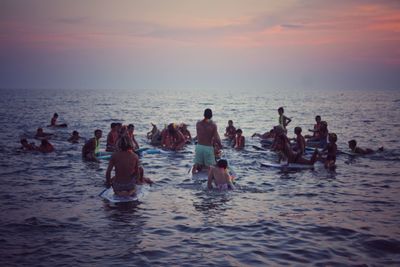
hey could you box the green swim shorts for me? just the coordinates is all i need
[194,144,216,167]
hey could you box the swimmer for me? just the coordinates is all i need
[20,138,37,151]
[348,140,383,155]
[38,139,54,153]
[68,130,81,143]
[232,128,245,149]
[224,120,236,140]
[321,133,338,169]
[207,159,234,191]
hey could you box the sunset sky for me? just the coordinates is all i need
[1,0,399,91]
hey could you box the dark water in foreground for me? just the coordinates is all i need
[0,88,399,266]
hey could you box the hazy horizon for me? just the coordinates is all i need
[1,0,400,91]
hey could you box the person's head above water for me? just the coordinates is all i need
[348,139,357,149]
[278,107,284,115]
[294,127,302,135]
[94,129,102,138]
[53,113,58,118]
[236,128,243,135]
[72,130,79,136]
[315,115,321,122]
[329,133,337,143]
[20,138,28,145]
[228,120,233,126]
[217,159,228,169]
[204,108,212,120]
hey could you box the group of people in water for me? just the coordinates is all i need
[19,108,383,197]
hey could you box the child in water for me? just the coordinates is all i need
[292,127,306,156]
[20,138,37,151]
[321,133,337,169]
[224,120,236,140]
[207,159,234,191]
[348,140,383,155]
[38,139,54,153]
[68,131,81,143]
[232,129,245,149]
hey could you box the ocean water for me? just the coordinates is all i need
[0,88,399,266]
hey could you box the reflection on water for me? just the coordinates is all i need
[0,88,399,266]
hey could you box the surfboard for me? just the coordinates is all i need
[260,161,314,169]
[99,184,149,203]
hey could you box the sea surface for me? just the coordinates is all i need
[0,88,399,266]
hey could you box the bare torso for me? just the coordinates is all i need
[196,120,221,147]
[107,151,139,184]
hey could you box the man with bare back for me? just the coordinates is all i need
[192,108,222,174]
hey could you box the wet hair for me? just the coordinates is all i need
[94,129,102,135]
[204,108,212,119]
[20,138,28,144]
[167,123,176,134]
[236,128,243,134]
[294,127,302,134]
[348,139,357,147]
[315,115,321,121]
[37,127,43,132]
[278,107,284,113]
[329,133,337,143]
[217,159,228,169]
[72,131,79,135]
[128,124,134,129]
[118,136,132,151]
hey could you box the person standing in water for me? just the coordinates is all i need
[278,107,291,134]
[192,108,222,173]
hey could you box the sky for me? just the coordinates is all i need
[0,0,400,91]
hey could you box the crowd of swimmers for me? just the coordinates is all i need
[19,108,384,197]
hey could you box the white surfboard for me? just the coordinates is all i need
[99,184,149,203]
[260,161,314,169]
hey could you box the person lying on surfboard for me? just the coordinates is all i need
[348,140,383,155]
[49,113,67,127]
[251,128,275,140]
[207,159,234,191]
